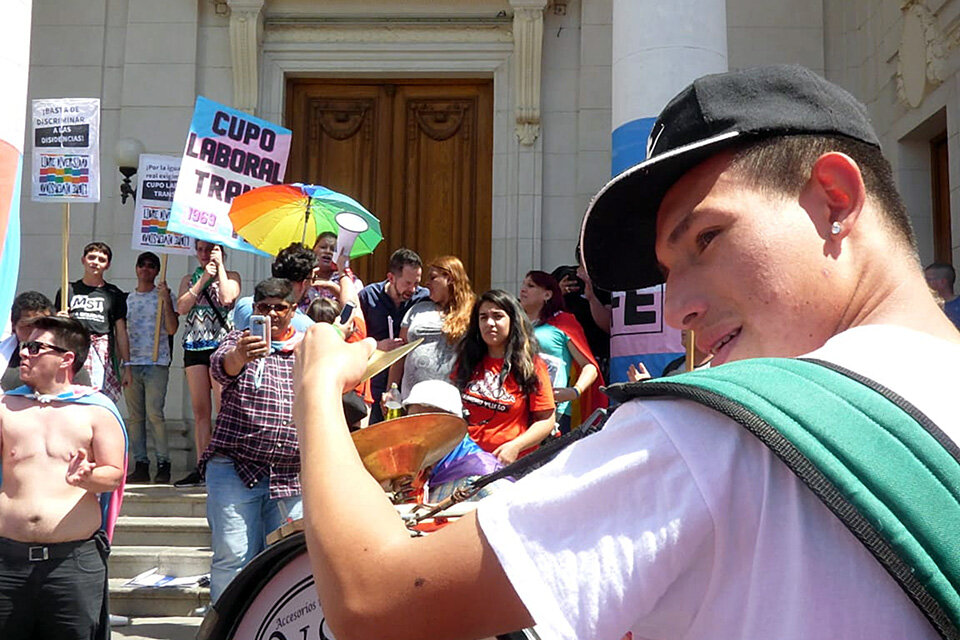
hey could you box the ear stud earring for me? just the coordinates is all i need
[830,221,842,236]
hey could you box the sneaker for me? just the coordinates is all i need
[174,468,204,488]
[125,461,150,484]
[154,461,171,484]
[109,614,130,627]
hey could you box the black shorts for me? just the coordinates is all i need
[184,347,216,368]
[0,532,108,640]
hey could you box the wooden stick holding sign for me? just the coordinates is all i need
[152,254,168,362]
[685,330,696,372]
[60,203,70,313]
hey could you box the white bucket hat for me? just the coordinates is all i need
[402,380,463,416]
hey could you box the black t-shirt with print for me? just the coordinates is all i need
[55,280,127,336]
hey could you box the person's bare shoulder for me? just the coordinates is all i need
[85,403,122,430]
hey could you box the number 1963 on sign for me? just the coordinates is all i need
[188,207,217,227]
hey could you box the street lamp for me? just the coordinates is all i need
[114,137,145,204]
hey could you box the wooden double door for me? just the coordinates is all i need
[286,79,493,292]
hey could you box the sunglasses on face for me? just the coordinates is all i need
[20,340,69,356]
[254,302,292,314]
[137,263,160,270]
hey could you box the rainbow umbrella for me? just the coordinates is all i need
[228,183,383,257]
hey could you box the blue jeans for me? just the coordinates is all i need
[122,365,170,464]
[205,456,303,603]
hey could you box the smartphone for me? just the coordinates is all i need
[249,314,271,346]
[337,302,355,325]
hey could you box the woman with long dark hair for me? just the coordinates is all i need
[387,255,475,403]
[519,270,605,434]
[454,289,555,464]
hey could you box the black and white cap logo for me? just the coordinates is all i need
[646,121,666,158]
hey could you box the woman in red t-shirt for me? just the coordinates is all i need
[453,289,556,464]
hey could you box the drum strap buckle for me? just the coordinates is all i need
[28,546,49,562]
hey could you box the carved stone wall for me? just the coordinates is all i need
[227,0,265,114]
[896,0,945,108]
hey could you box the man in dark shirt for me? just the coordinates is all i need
[55,242,130,401]
[357,248,429,422]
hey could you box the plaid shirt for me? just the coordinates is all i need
[200,329,302,498]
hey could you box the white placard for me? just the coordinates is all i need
[131,154,193,255]
[31,97,100,202]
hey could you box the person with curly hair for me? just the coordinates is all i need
[454,289,556,464]
[386,255,474,406]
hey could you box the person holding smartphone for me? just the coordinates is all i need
[197,277,306,604]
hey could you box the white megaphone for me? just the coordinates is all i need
[335,211,369,264]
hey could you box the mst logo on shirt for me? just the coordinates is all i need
[463,368,515,413]
[70,294,106,315]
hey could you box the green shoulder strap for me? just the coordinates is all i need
[605,357,960,640]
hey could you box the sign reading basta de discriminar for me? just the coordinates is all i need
[30,98,100,203]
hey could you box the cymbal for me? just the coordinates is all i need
[360,338,423,383]
[352,412,467,485]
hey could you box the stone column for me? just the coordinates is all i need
[227,0,264,115]
[610,0,728,174]
[510,0,548,145]
[605,0,727,383]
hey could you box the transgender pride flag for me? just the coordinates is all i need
[0,1,32,321]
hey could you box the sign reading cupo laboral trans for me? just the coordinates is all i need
[131,154,193,256]
[168,96,290,254]
[31,98,100,202]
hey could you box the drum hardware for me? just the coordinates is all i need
[410,408,609,524]
[387,471,429,504]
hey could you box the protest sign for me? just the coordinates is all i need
[31,98,100,203]
[168,96,290,255]
[608,284,683,382]
[131,154,193,256]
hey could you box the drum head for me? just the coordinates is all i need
[198,531,334,640]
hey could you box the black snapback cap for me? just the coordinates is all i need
[579,64,881,292]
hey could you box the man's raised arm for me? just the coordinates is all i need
[294,324,533,640]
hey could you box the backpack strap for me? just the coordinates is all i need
[605,357,960,640]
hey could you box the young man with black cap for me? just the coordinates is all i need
[290,65,960,640]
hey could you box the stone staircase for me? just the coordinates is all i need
[109,427,212,618]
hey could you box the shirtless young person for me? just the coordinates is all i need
[0,315,125,640]
[292,65,960,640]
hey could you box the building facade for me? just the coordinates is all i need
[18,0,960,425]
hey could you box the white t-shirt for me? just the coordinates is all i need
[478,325,957,640]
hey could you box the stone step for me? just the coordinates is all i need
[112,516,211,547]
[108,578,209,617]
[111,616,203,640]
[126,430,194,469]
[110,545,212,579]
[121,485,207,518]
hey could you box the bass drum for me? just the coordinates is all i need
[197,530,332,640]
[197,525,541,640]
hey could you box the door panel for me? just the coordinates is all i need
[286,79,492,292]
